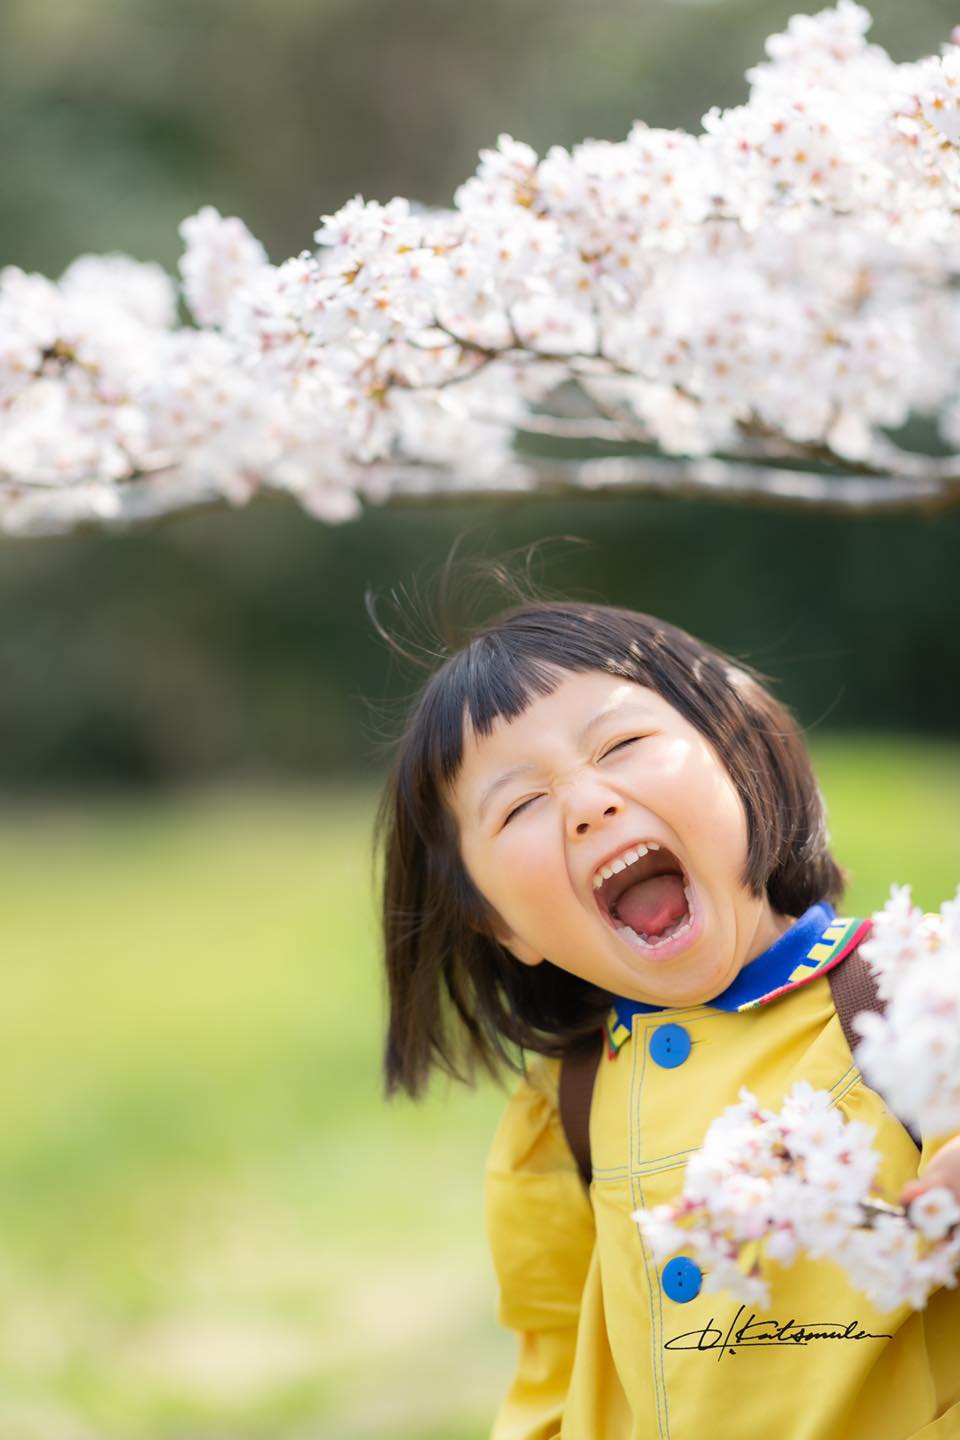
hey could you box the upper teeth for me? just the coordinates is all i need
[592,841,660,890]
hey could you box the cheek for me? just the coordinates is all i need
[642,737,738,829]
[704,786,753,895]
[506,820,563,890]
[473,817,568,922]
[711,774,748,844]
[665,752,750,876]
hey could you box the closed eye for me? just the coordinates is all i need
[502,795,541,827]
[601,735,646,759]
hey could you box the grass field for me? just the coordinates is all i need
[1,736,958,1440]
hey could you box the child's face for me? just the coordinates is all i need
[449,669,794,1009]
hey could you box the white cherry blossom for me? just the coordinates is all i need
[634,885,960,1321]
[178,206,270,328]
[909,1188,960,1242]
[856,885,960,1137]
[6,5,960,533]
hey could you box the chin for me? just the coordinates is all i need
[648,961,733,1008]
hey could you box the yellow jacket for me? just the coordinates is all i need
[485,919,960,1440]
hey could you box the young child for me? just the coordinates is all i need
[377,599,960,1440]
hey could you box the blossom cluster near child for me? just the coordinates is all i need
[376,598,960,1440]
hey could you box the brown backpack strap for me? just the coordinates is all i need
[559,1033,604,1190]
[827,946,884,1053]
[829,945,921,1149]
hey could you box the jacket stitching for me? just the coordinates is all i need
[592,1068,866,1187]
[631,1012,671,1440]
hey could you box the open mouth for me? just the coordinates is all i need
[593,841,695,951]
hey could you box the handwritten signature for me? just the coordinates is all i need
[665,1305,892,1362]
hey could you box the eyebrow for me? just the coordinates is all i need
[475,698,650,823]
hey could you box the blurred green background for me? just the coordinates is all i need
[2,1,959,1436]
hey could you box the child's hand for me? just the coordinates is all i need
[901,1133,960,1207]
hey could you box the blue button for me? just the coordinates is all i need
[662,1256,702,1303]
[649,1023,691,1068]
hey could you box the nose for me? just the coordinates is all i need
[565,780,623,838]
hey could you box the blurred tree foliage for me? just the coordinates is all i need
[1,0,957,786]
[1,497,957,787]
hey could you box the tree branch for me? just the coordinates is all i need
[4,449,960,539]
[366,454,960,515]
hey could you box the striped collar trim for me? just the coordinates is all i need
[604,903,872,1058]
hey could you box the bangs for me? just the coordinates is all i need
[430,642,569,788]
[419,605,649,789]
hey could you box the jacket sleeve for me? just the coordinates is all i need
[485,1055,596,1440]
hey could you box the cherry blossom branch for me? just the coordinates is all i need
[374,455,960,516]
[4,450,959,537]
[4,2,960,535]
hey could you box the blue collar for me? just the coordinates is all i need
[605,902,872,1056]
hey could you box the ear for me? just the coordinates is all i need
[488,914,544,968]
[465,888,545,967]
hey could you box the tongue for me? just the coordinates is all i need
[616,872,688,937]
